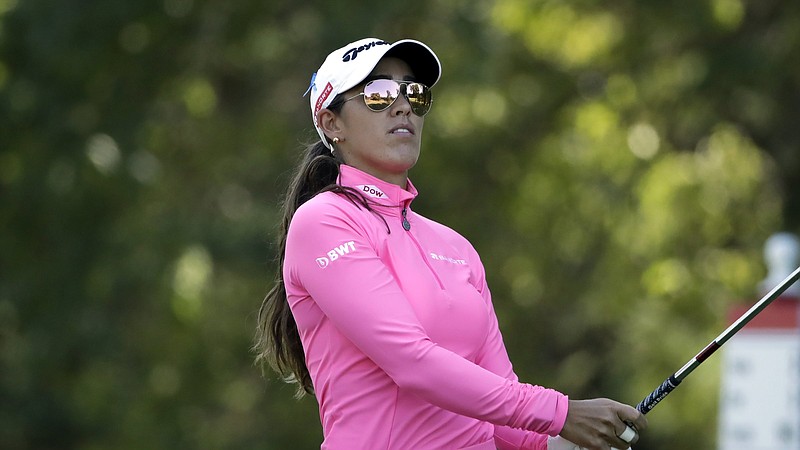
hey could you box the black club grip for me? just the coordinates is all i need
[636,375,681,414]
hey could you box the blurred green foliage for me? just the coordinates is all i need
[1,0,798,449]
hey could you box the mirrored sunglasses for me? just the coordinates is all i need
[344,79,432,116]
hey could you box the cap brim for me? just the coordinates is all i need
[336,39,441,94]
[385,40,441,88]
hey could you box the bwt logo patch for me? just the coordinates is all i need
[315,241,356,268]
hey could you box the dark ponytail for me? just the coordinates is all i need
[253,140,339,396]
[254,98,380,396]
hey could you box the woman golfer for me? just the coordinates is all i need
[255,37,646,450]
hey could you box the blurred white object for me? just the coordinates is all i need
[762,232,800,297]
[718,333,800,449]
[717,232,800,450]
[546,436,630,450]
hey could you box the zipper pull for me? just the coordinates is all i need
[401,207,411,231]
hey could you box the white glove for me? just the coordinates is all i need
[546,436,582,450]
[547,435,631,450]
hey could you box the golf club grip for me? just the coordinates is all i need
[636,375,681,414]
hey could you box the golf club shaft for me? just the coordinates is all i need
[636,265,800,414]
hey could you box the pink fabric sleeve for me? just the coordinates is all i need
[465,245,566,449]
[285,201,568,435]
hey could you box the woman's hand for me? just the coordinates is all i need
[557,398,648,450]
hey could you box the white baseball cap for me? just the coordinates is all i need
[305,37,442,148]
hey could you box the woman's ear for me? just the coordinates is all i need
[317,109,342,143]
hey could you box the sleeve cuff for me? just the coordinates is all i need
[547,394,569,437]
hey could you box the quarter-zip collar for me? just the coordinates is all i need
[337,164,417,215]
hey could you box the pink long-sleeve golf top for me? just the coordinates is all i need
[283,165,569,450]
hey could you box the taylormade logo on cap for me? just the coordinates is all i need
[305,37,442,149]
[341,40,390,62]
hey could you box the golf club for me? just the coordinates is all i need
[636,264,800,414]
[554,265,800,450]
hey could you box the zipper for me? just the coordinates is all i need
[400,204,445,290]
